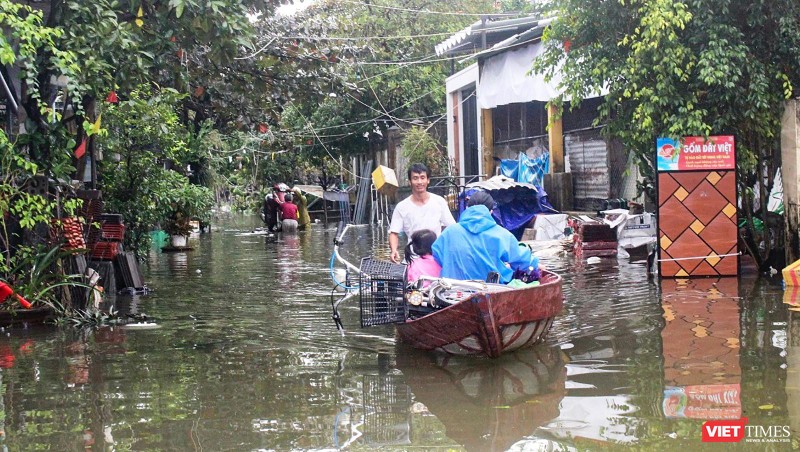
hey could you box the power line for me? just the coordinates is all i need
[350,52,442,85]
[352,55,459,65]
[288,104,368,180]
[338,1,519,18]
[352,51,395,127]
[272,31,455,41]
[234,37,277,60]
[404,91,476,156]
[300,85,443,132]
[274,22,536,41]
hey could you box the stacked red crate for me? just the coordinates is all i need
[574,221,618,258]
[90,214,126,260]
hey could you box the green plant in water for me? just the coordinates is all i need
[99,86,204,257]
[163,182,213,237]
[51,304,119,327]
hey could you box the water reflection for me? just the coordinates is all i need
[661,278,742,419]
[332,370,412,449]
[0,218,794,449]
[398,344,566,452]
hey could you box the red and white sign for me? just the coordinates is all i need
[678,136,735,170]
[656,135,736,171]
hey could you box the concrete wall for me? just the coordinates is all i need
[445,65,480,179]
[782,99,800,261]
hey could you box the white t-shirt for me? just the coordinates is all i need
[389,193,456,238]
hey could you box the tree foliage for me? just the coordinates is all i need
[275,0,505,161]
[534,0,799,174]
[533,0,800,266]
[98,86,211,258]
[401,126,449,177]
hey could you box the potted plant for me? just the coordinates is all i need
[163,182,213,247]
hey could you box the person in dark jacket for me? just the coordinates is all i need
[263,194,280,231]
[432,191,536,284]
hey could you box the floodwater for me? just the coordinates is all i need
[0,215,797,450]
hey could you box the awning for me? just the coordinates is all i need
[292,184,324,198]
[434,15,544,57]
[476,41,564,109]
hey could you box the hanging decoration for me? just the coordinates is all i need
[91,114,102,135]
[74,139,87,159]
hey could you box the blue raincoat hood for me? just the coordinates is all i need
[458,205,497,234]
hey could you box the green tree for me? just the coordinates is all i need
[401,126,449,177]
[5,1,285,173]
[533,0,800,267]
[0,0,83,177]
[277,0,508,162]
[98,86,210,258]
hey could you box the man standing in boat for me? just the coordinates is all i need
[389,163,456,263]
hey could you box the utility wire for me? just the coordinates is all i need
[350,52,442,85]
[338,1,520,17]
[234,37,276,60]
[404,91,476,156]
[352,51,395,126]
[271,16,539,42]
[351,55,459,65]
[273,31,455,41]
[301,85,442,132]
[288,104,368,180]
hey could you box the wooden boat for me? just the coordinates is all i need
[395,344,567,451]
[396,270,563,358]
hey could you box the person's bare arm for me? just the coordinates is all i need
[389,232,400,263]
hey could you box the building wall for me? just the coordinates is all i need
[445,64,480,182]
[782,99,800,261]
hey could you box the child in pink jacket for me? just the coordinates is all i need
[404,229,441,286]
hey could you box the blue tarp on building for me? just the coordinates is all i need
[499,151,550,186]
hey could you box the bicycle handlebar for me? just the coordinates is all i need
[334,221,347,245]
[332,223,361,275]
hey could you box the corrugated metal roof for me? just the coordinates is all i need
[566,131,609,209]
[435,15,545,56]
[468,18,554,63]
[435,20,480,57]
[466,175,539,192]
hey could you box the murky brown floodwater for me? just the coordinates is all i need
[0,215,796,450]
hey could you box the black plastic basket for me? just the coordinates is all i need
[358,257,407,327]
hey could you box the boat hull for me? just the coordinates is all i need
[396,270,563,358]
[0,306,55,327]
